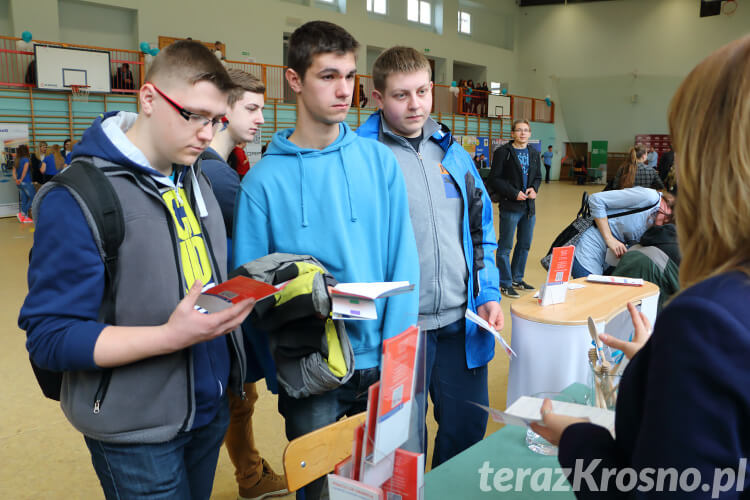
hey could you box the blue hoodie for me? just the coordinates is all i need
[233,123,419,372]
[19,111,231,430]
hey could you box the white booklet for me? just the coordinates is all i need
[471,396,615,436]
[465,309,516,359]
[331,282,415,320]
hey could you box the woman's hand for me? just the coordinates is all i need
[529,398,588,446]
[605,236,627,257]
[599,302,651,360]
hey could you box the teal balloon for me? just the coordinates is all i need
[451,81,457,87]
[501,88,508,95]
[150,47,159,56]
[545,97,552,106]
[140,42,150,53]
[21,31,32,43]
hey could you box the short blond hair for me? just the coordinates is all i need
[226,69,265,107]
[372,46,431,92]
[668,34,750,287]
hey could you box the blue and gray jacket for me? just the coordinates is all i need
[357,112,501,369]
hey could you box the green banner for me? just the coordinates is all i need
[590,140,608,184]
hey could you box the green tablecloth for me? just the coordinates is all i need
[424,384,590,499]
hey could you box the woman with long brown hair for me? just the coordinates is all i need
[12,144,34,222]
[532,34,750,498]
[40,143,64,182]
[613,144,664,190]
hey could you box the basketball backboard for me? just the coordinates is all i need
[34,44,111,93]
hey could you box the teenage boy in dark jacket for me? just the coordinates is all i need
[488,120,543,298]
[19,41,255,499]
[200,69,287,500]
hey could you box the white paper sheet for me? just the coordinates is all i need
[465,309,516,358]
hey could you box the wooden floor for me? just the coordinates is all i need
[0,180,593,499]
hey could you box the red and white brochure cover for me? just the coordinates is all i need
[539,245,575,306]
[547,245,575,285]
[381,449,425,500]
[335,455,354,480]
[195,276,278,312]
[327,474,384,500]
[373,326,419,463]
[352,423,366,482]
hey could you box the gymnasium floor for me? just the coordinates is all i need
[0,180,592,499]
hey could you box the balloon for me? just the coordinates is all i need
[501,88,508,95]
[451,80,457,87]
[21,31,32,43]
[150,47,159,56]
[144,54,154,64]
[448,86,459,96]
[140,41,150,53]
[545,97,552,106]
[16,40,31,52]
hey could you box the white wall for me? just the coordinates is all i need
[0,0,12,36]
[513,0,750,151]
[58,0,137,50]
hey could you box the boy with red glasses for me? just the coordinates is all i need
[19,40,255,499]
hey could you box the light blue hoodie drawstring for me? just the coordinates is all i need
[296,152,308,227]
[339,148,357,222]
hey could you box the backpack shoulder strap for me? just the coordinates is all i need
[48,161,124,322]
[54,161,125,277]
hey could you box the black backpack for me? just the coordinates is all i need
[29,161,124,400]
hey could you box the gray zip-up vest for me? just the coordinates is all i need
[34,156,246,444]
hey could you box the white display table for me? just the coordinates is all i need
[506,278,659,405]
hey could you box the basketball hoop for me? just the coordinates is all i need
[70,84,90,102]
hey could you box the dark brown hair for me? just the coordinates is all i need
[617,145,647,189]
[287,21,359,80]
[14,144,30,170]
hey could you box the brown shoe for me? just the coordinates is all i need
[238,459,289,500]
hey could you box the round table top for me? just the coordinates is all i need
[510,277,660,325]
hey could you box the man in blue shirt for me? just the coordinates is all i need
[542,145,553,183]
[647,146,658,168]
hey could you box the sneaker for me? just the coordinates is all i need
[501,286,520,298]
[238,459,288,500]
[512,280,535,290]
[16,212,24,223]
[22,214,33,224]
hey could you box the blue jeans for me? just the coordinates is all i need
[424,319,488,468]
[18,182,35,216]
[497,209,536,288]
[571,256,593,279]
[85,396,229,500]
[278,367,380,500]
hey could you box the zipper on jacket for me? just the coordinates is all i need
[410,143,442,316]
[92,369,113,414]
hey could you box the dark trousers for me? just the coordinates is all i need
[496,209,536,288]
[544,164,551,183]
[424,319,489,468]
[278,367,380,500]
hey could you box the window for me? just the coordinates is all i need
[408,0,431,25]
[319,0,333,2]
[367,0,386,14]
[458,10,471,34]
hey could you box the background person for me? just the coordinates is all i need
[571,187,674,279]
[613,145,664,190]
[541,145,553,183]
[533,35,750,499]
[488,119,542,298]
[12,144,34,223]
